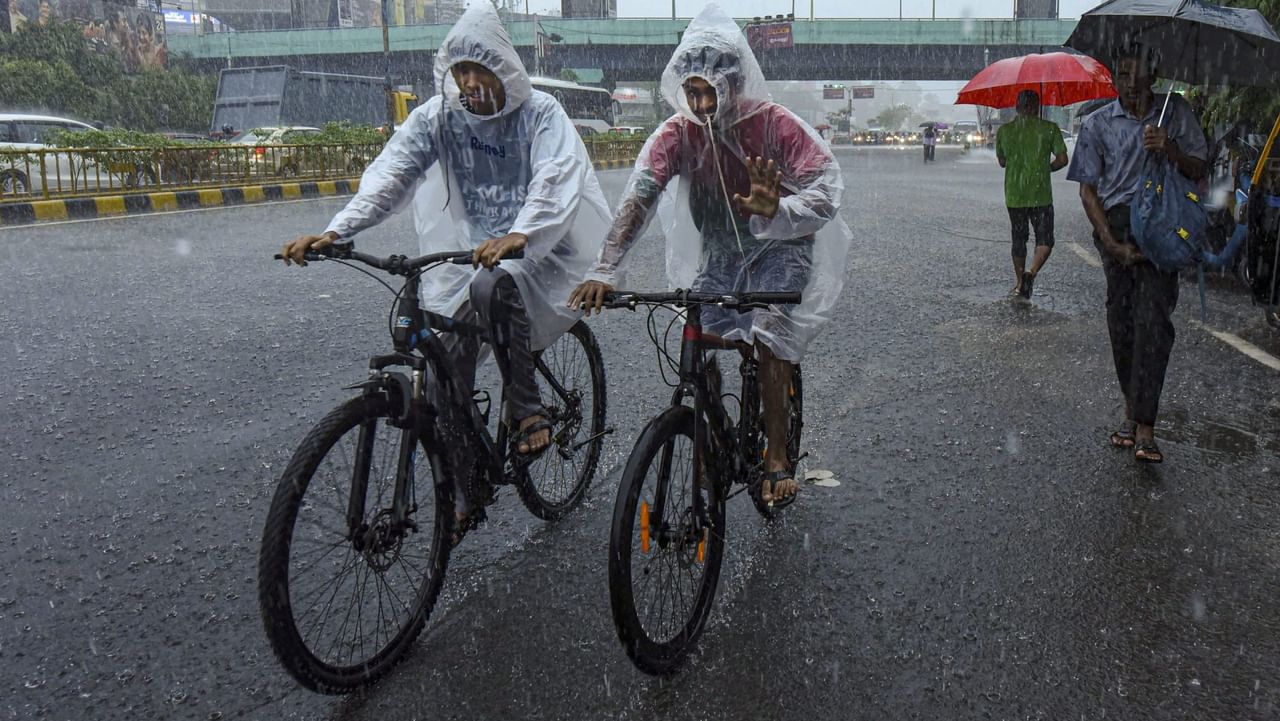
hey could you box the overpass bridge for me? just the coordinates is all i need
[169,17,1079,88]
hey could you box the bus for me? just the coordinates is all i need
[530,76,617,136]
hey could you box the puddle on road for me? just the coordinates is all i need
[1160,409,1280,457]
[941,284,1092,320]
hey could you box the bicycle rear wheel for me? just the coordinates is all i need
[749,365,804,519]
[608,405,726,676]
[516,320,607,520]
[259,396,452,694]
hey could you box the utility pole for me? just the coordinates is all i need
[381,0,395,132]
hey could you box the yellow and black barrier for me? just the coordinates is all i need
[592,158,637,171]
[0,179,360,227]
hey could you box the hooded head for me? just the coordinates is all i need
[660,3,770,128]
[434,2,532,119]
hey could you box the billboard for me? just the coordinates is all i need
[822,86,844,100]
[849,86,875,99]
[746,21,792,51]
[4,0,167,72]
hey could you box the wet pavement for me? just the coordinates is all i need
[1,145,1278,720]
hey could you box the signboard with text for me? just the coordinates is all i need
[849,86,875,99]
[746,21,793,51]
[823,86,845,100]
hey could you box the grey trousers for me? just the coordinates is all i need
[440,267,542,513]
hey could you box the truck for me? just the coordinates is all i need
[210,65,416,135]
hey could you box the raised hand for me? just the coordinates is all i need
[732,156,782,219]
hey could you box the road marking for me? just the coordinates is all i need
[1192,322,1280,372]
[1068,241,1102,268]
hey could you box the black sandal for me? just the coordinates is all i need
[450,507,487,548]
[1110,420,1136,448]
[1136,440,1167,463]
[760,469,799,506]
[1020,271,1036,299]
[511,415,555,460]
[1134,439,1163,464]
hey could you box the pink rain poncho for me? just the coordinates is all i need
[585,3,851,362]
[324,2,611,350]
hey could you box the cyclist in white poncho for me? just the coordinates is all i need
[570,3,851,504]
[282,1,611,533]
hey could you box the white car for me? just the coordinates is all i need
[228,126,323,176]
[0,113,99,198]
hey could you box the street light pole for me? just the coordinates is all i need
[381,0,395,132]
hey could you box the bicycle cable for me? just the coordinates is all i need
[383,260,449,339]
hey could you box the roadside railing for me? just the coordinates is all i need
[582,137,647,162]
[0,142,385,202]
[0,138,649,203]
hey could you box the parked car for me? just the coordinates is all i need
[0,112,99,197]
[609,126,646,137]
[229,126,325,177]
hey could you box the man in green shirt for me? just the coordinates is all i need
[996,90,1069,299]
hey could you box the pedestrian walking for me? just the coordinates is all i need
[996,90,1069,299]
[1066,46,1208,463]
[922,124,937,162]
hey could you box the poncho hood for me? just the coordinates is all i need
[660,3,771,129]
[434,1,533,120]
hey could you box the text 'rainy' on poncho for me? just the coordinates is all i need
[324,1,610,351]
[584,2,851,362]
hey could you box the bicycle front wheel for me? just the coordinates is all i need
[258,396,452,694]
[516,320,607,520]
[608,405,726,676]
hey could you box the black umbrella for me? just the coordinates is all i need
[1065,0,1280,88]
[1074,97,1115,118]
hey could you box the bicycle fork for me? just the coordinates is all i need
[345,366,430,552]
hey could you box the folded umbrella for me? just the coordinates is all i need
[955,52,1117,108]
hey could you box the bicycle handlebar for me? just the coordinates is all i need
[601,289,802,310]
[273,243,524,275]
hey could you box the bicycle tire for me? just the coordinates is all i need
[259,395,453,694]
[515,320,607,521]
[608,405,726,676]
[750,365,804,519]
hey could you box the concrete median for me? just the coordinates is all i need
[0,179,361,227]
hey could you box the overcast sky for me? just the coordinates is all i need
[522,0,1103,19]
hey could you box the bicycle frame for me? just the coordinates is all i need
[344,263,500,544]
[652,304,763,543]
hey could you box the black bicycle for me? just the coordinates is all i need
[258,243,608,693]
[601,289,804,676]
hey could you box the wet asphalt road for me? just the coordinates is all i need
[1,145,1279,721]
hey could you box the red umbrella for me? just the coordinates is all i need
[955,52,1117,108]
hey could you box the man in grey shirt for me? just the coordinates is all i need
[1067,47,1207,463]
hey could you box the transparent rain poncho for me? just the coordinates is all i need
[324,1,611,350]
[584,3,851,362]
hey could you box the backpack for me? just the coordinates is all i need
[1130,154,1211,271]
[1130,153,1212,319]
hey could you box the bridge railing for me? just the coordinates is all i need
[0,138,649,203]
